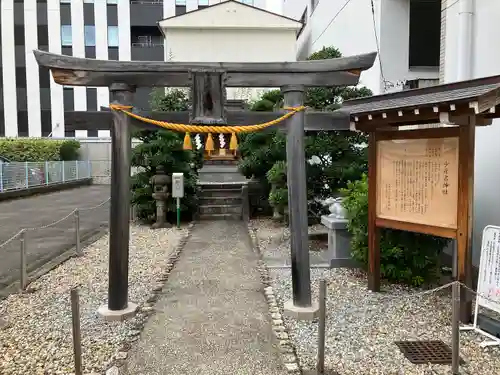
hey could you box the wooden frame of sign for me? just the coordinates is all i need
[341,74,500,323]
[367,125,475,321]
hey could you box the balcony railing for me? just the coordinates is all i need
[130,0,163,4]
[131,42,164,47]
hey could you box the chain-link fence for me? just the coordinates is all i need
[0,160,91,192]
[0,198,110,292]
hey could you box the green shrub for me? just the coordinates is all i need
[238,45,372,222]
[341,175,450,286]
[267,161,288,220]
[266,160,287,186]
[131,129,201,223]
[131,87,201,223]
[268,188,288,210]
[59,140,80,160]
[0,138,81,161]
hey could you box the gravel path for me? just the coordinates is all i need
[252,219,500,375]
[125,221,286,375]
[0,224,186,375]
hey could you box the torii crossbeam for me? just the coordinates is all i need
[34,50,376,320]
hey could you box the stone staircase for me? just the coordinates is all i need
[197,164,250,221]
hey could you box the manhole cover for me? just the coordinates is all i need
[394,340,464,365]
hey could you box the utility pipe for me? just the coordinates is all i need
[457,0,474,80]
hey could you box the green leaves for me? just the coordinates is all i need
[238,45,373,224]
[131,89,201,223]
[0,139,80,161]
[149,88,189,112]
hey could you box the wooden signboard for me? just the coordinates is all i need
[367,126,475,324]
[376,136,459,229]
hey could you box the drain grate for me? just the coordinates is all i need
[394,340,463,365]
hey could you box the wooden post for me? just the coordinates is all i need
[282,85,312,307]
[367,132,380,292]
[108,83,135,311]
[70,288,83,375]
[456,119,475,323]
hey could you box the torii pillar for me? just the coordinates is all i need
[282,85,318,319]
[97,83,138,321]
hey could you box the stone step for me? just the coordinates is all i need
[200,196,242,205]
[199,204,242,215]
[199,182,244,189]
[198,173,248,184]
[199,188,242,198]
[198,213,242,221]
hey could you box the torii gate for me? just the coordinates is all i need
[34,50,376,320]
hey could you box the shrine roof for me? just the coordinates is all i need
[342,74,500,130]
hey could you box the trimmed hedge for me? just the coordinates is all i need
[0,139,80,161]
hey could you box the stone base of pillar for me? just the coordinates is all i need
[97,302,138,322]
[283,299,319,321]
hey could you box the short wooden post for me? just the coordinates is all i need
[317,279,327,374]
[108,83,135,311]
[71,288,83,375]
[451,281,460,374]
[74,209,81,256]
[19,230,27,292]
[367,132,380,291]
[282,85,312,307]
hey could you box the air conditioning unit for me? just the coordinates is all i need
[403,78,439,90]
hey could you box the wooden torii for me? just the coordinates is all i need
[34,50,376,320]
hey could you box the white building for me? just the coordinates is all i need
[283,0,500,266]
[283,0,446,94]
[159,0,301,102]
[0,0,282,139]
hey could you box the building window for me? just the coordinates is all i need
[198,0,209,4]
[61,25,72,46]
[107,0,118,4]
[175,0,186,4]
[408,0,440,68]
[60,0,71,3]
[108,26,119,47]
[175,4,187,15]
[84,26,96,47]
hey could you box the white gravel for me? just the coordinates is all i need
[0,224,186,375]
[252,219,500,375]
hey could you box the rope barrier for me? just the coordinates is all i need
[109,104,306,151]
[0,198,110,249]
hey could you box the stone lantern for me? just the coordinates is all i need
[150,166,171,229]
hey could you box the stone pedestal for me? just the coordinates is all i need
[321,215,358,269]
[283,300,319,321]
[97,302,138,322]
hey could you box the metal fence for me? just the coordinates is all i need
[0,160,91,192]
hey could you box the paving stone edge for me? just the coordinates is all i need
[105,222,195,375]
[247,222,302,375]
